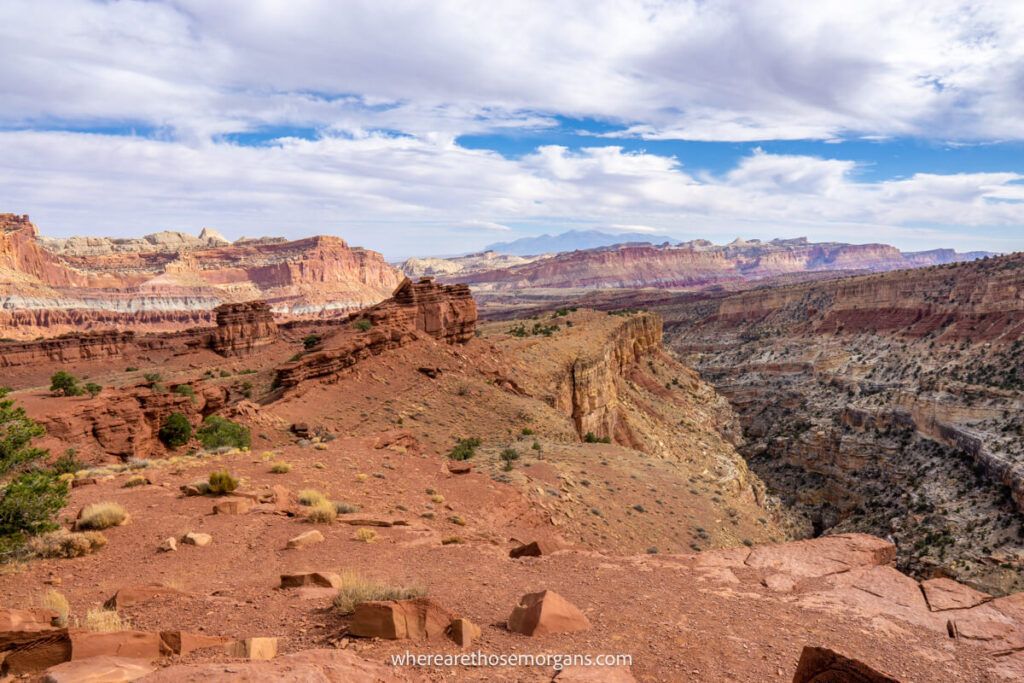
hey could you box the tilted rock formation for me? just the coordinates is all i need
[274,277,476,389]
[0,214,401,339]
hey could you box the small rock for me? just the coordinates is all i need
[158,537,177,552]
[212,499,251,515]
[181,532,212,547]
[507,590,590,636]
[448,618,480,649]
[286,530,324,549]
[510,539,563,559]
[225,637,278,660]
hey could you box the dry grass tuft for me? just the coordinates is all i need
[297,489,327,506]
[123,475,148,488]
[354,527,377,543]
[75,503,127,531]
[332,570,425,614]
[42,590,69,627]
[269,462,291,474]
[29,530,108,558]
[306,500,337,524]
[83,608,129,632]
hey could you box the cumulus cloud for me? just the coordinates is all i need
[0,0,1021,255]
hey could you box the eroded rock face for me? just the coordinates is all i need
[0,214,401,339]
[208,301,277,357]
[274,277,477,389]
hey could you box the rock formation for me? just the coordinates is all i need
[0,214,401,339]
[208,301,277,357]
[274,277,476,389]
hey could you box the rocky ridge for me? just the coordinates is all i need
[0,214,401,339]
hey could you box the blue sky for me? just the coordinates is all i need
[1,1,1023,259]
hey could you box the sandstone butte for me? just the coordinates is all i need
[1,249,1024,681]
[0,213,402,340]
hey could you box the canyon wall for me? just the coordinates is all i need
[0,214,402,339]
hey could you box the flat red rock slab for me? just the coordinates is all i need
[921,578,991,611]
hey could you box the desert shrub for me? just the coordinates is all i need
[0,471,68,545]
[123,475,148,488]
[354,527,377,543]
[306,500,337,524]
[297,489,326,506]
[143,372,162,384]
[50,449,83,475]
[158,413,192,449]
[42,590,70,626]
[125,366,138,372]
[269,462,291,474]
[29,529,107,559]
[500,447,520,471]
[75,502,127,530]
[333,501,359,514]
[352,319,372,332]
[429,493,445,504]
[447,437,481,461]
[207,469,238,495]
[50,371,83,397]
[84,383,102,398]
[332,570,424,614]
[521,427,534,436]
[302,334,322,350]
[172,385,195,400]
[583,432,612,444]
[196,416,250,450]
[84,608,128,632]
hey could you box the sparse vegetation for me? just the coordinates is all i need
[298,489,327,506]
[0,471,68,554]
[123,475,148,488]
[28,530,107,558]
[269,462,291,474]
[583,432,612,444]
[42,590,70,626]
[352,319,373,332]
[172,384,195,400]
[75,502,127,530]
[50,371,83,397]
[207,469,239,495]
[84,608,128,632]
[332,570,424,614]
[196,415,250,450]
[333,501,358,514]
[158,412,192,448]
[50,449,84,475]
[354,527,377,543]
[84,382,102,398]
[306,500,337,523]
[447,437,481,461]
[302,334,322,350]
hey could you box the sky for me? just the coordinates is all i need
[1,0,1023,259]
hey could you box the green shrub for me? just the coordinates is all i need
[158,413,192,449]
[196,416,250,450]
[84,383,102,398]
[302,334,322,350]
[207,469,239,495]
[447,437,481,461]
[0,471,68,540]
[143,372,162,384]
[51,449,83,475]
[500,447,520,471]
[583,432,612,444]
[352,319,372,332]
[172,385,195,400]
[50,371,83,397]
[0,388,46,476]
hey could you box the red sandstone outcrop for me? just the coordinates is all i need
[208,301,277,356]
[0,214,401,339]
[274,277,476,389]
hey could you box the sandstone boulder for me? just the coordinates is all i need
[158,631,231,656]
[42,656,155,683]
[280,572,344,589]
[510,539,563,559]
[921,577,991,611]
[448,618,480,649]
[70,630,162,661]
[286,530,324,549]
[792,646,900,683]
[213,498,251,515]
[349,598,454,641]
[181,532,212,547]
[103,585,185,610]
[507,590,591,636]
[1,631,70,675]
[0,608,61,648]
[225,637,278,660]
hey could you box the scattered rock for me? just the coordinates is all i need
[507,590,591,636]
[213,499,251,515]
[792,646,900,683]
[280,572,344,589]
[286,530,324,549]
[158,537,177,552]
[43,656,155,683]
[225,637,278,660]
[103,585,185,610]
[510,539,563,559]
[181,532,212,547]
[349,598,454,641]
[921,578,991,611]
[158,631,232,656]
[448,618,480,649]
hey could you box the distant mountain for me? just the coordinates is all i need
[485,229,675,256]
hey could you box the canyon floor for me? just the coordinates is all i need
[1,278,1023,681]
